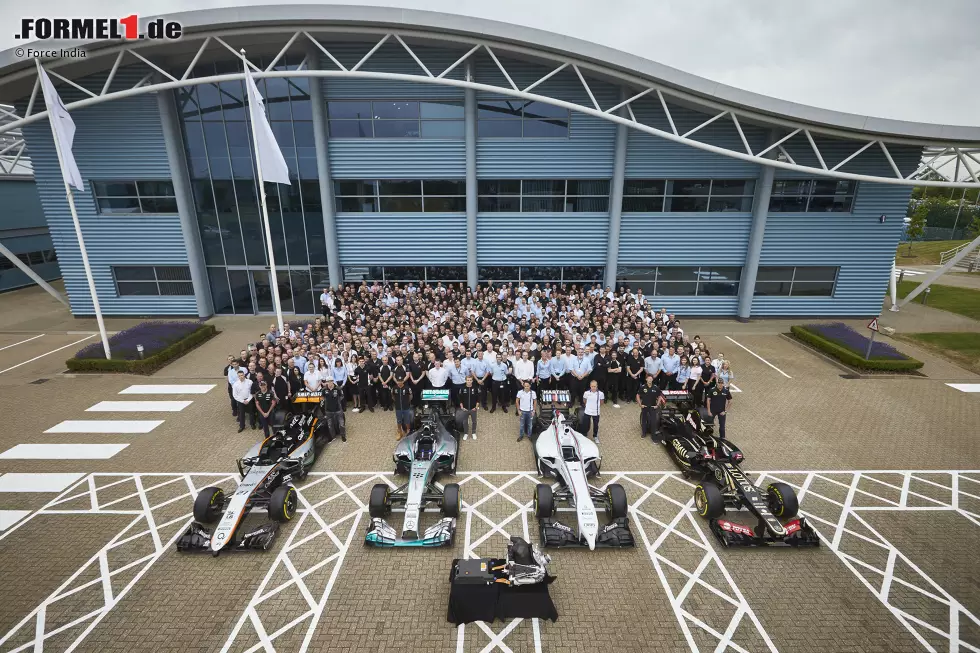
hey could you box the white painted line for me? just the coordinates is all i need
[0,472,87,493]
[44,420,164,434]
[725,336,792,379]
[0,334,96,375]
[0,510,31,530]
[893,269,926,277]
[0,443,129,459]
[947,383,980,393]
[729,384,742,393]
[118,384,215,395]
[0,334,45,351]
[86,400,192,412]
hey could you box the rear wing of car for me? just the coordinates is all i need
[292,390,323,404]
[662,390,692,403]
[421,389,450,402]
[541,390,571,405]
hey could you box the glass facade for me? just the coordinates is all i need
[477,266,604,284]
[178,55,325,315]
[616,266,743,297]
[342,266,467,283]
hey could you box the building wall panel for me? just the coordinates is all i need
[0,179,47,230]
[618,214,753,266]
[336,213,466,264]
[477,213,608,265]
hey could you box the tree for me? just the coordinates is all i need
[905,203,927,254]
[968,213,980,239]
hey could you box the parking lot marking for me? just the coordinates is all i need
[0,510,30,530]
[946,383,980,393]
[118,384,215,394]
[0,334,96,375]
[0,334,45,351]
[724,336,792,379]
[0,472,86,493]
[729,383,742,393]
[44,420,164,434]
[86,401,193,412]
[0,443,129,459]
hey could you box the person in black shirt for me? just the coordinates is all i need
[392,379,414,440]
[637,375,666,441]
[625,346,644,403]
[287,366,304,398]
[364,355,380,412]
[705,381,732,439]
[606,351,622,407]
[697,360,716,407]
[353,356,369,413]
[271,367,289,406]
[321,378,347,442]
[378,358,393,411]
[409,352,425,409]
[591,345,608,404]
[457,375,480,441]
[254,381,277,438]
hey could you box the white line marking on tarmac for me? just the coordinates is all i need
[0,443,129,459]
[0,334,45,351]
[86,401,192,412]
[729,384,742,393]
[947,383,980,393]
[0,473,87,493]
[725,336,792,379]
[0,510,30,530]
[118,384,215,394]
[44,420,163,434]
[0,334,96,375]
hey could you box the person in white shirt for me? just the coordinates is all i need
[482,343,498,365]
[232,370,255,432]
[581,380,604,443]
[427,359,450,388]
[304,359,323,391]
[515,380,537,442]
[513,351,535,386]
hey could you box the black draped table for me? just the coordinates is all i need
[447,559,559,626]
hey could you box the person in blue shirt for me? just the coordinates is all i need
[677,355,692,391]
[643,351,663,388]
[470,355,490,410]
[446,353,466,406]
[489,358,510,413]
[536,350,554,393]
[568,350,593,407]
[660,346,681,390]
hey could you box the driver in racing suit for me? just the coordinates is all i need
[637,375,666,442]
[322,378,347,442]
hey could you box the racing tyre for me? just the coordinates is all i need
[694,484,725,520]
[606,483,629,519]
[766,482,799,519]
[534,484,554,519]
[442,483,461,518]
[368,484,390,518]
[269,485,298,522]
[193,487,225,523]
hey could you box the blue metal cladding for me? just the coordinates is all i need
[473,53,617,177]
[321,43,466,179]
[336,213,466,264]
[476,213,609,266]
[0,179,48,229]
[20,67,196,315]
[618,214,753,266]
[0,234,61,292]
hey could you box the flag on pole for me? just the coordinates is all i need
[37,64,84,191]
[243,69,291,185]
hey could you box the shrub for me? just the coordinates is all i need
[67,322,218,374]
[791,324,923,372]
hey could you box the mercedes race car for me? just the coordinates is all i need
[177,392,336,555]
[660,398,819,548]
[532,396,634,550]
[366,389,460,547]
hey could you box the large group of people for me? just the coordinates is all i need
[223,280,735,443]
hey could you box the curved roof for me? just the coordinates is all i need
[0,4,977,143]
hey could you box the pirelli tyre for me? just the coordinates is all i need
[442,483,461,518]
[606,483,629,519]
[269,485,298,523]
[368,483,390,518]
[193,487,225,523]
[766,482,800,519]
[534,484,554,519]
[694,483,725,520]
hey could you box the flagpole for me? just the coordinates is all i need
[35,58,111,359]
[240,49,284,335]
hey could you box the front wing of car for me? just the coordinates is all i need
[176,521,280,554]
[364,516,456,547]
[538,517,634,548]
[709,516,820,548]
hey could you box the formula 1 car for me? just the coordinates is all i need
[532,394,634,550]
[365,389,460,547]
[177,392,335,555]
[660,397,819,548]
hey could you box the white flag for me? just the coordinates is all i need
[244,70,291,185]
[38,65,84,191]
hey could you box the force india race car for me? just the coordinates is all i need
[531,391,634,550]
[366,389,460,547]
[659,394,819,548]
[177,391,336,555]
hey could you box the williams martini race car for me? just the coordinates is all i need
[366,389,461,547]
[531,391,634,550]
[660,395,819,548]
[177,391,336,555]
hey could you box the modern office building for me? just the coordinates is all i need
[0,6,976,318]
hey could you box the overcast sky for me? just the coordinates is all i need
[2,0,977,126]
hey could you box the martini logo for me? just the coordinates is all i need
[15,16,182,41]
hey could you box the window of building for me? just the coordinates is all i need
[0,249,58,271]
[478,179,609,213]
[342,266,467,284]
[622,179,755,213]
[615,266,742,296]
[112,266,194,296]
[754,266,838,297]
[334,179,465,213]
[326,100,464,139]
[769,180,856,213]
[478,100,570,138]
[93,181,178,215]
[478,266,604,283]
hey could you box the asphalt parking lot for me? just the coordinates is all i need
[0,311,978,652]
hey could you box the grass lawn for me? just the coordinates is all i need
[895,240,969,266]
[902,332,980,375]
[897,280,980,321]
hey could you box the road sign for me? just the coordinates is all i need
[867,317,879,332]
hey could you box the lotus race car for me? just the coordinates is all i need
[177,391,336,555]
[366,389,460,547]
[660,397,819,548]
[532,392,634,550]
